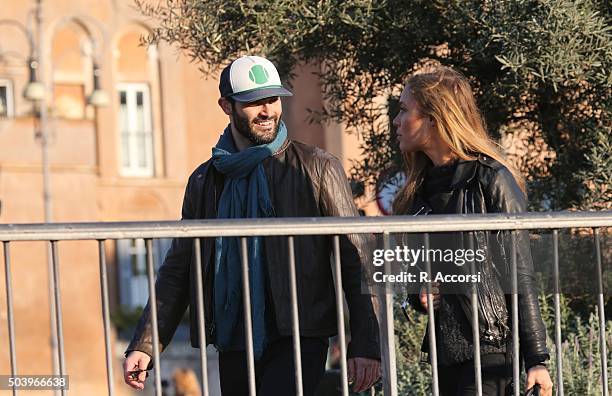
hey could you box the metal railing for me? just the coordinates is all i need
[1,211,611,396]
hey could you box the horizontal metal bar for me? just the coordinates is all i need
[0,211,609,241]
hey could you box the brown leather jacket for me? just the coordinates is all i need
[126,139,381,362]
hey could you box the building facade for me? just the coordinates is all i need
[0,0,378,394]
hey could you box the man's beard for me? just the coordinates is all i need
[232,110,280,146]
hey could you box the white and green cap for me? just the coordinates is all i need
[219,55,293,102]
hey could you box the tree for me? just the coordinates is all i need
[137,0,611,210]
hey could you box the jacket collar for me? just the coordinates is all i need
[449,159,479,190]
[273,138,291,156]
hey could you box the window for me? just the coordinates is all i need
[117,238,172,309]
[118,83,154,177]
[115,26,162,178]
[0,79,14,118]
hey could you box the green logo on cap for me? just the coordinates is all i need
[248,65,270,85]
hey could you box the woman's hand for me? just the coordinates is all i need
[123,351,151,390]
[419,281,441,310]
[526,365,553,396]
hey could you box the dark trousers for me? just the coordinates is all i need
[219,337,329,396]
[438,360,511,396]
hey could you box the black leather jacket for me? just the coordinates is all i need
[406,156,549,367]
[126,139,380,362]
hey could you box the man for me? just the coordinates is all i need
[123,55,381,395]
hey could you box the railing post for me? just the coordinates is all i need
[193,238,210,396]
[468,232,482,396]
[287,236,304,396]
[380,232,398,396]
[594,228,609,396]
[97,240,115,396]
[511,232,519,396]
[239,237,257,396]
[49,241,67,396]
[3,242,17,396]
[552,230,564,395]
[144,239,162,396]
[332,235,349,396]
[424,233,440,396]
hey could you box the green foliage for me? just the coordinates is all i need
[578,127,612,210]
[137,0,611,210]
[394,304,432,395]
[530,231,612,314]
[537,294,612,394]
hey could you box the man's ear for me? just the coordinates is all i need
[218,97,232,116]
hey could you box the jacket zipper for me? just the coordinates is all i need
[465,187,509,345]
[208,171,219,340]
[401,205,430,318]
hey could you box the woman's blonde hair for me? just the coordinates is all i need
[392,66,525,215]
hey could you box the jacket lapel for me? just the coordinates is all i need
[450,160,479,190]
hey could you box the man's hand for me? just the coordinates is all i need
[419,282,441,310]
[347,357,381,393]
[123,351,151,390]
[526,365,553,396]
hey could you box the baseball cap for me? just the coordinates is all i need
[219,55,293,102]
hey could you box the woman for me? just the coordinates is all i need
[392,66,553,396]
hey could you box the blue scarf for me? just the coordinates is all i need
[211,121,287,359]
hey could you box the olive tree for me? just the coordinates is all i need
[137,0,611,210]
